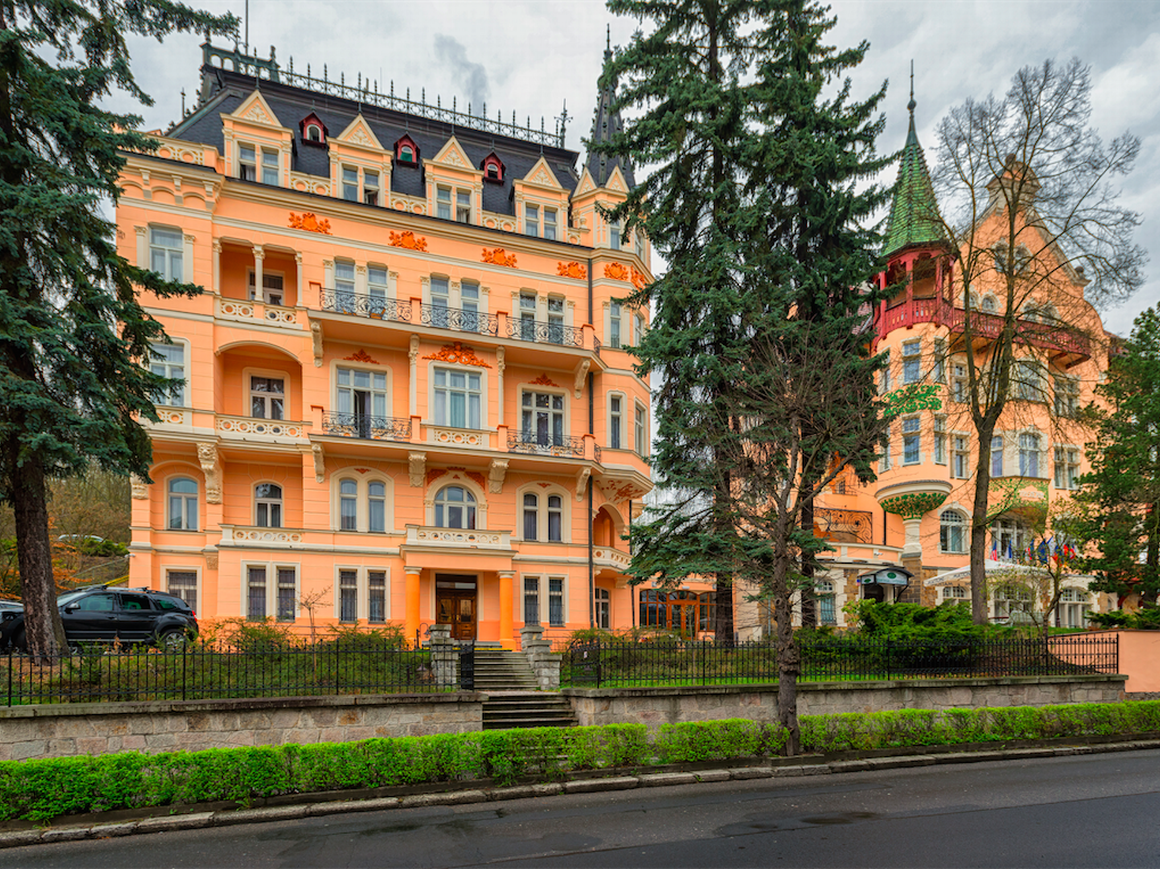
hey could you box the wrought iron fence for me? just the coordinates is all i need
[561,633,1119,688]
[1,640,444,706]
[420,304,499,336]
[508,430,586,458]
[323,411,412,442]
[506,318,586,349]
[319,288,413,323]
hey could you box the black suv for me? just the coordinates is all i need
[0,587,198,651]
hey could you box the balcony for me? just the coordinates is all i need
[318,287,412,324]
[322,411,411,442]
[216,296,302,328]
[219,525,306,546]
[506,319,600,356]
[813,508,874,544]
[420,303,498,336]
[404,525,512,550]
[593,546,632,572]
[216,414,307,440]
[508,430,586,458]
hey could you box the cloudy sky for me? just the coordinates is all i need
[117,0,1158,335]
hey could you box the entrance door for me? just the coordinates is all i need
[435,574,477,641]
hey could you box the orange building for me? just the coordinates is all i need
[119,43,654,647]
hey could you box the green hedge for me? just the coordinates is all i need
[2,702,1159,823]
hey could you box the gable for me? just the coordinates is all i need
[604,164,628,194]
[573,168,596,197]
[430,136,474,172]
[521,156,562,190]
[231,90,282,129]
[336,113,384,151]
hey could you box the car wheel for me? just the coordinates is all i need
[159,629,188,652]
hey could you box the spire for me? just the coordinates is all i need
[883,63,945,258]
[586,31,635,188]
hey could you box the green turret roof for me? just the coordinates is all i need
[883,89,945,257]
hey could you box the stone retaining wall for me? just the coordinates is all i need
[563,675,1126,728]
[0,693,484,762]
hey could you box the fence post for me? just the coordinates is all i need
[182,647,187,702]
[701,639,707,686]
[596,639,602,689]
[884,637,891,680]
[6,649,11,708]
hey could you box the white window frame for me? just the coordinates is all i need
[429,363,486,430]
[167,476,199,531]
[149,226,184,281]
[901,416,921,465]
[939,509,968,554]
[634,401,647,455]
[518,485,569,543]
[1053,375,1080,418]
[247,268,286,305]
[432,484,479,530]
[525,203,540,237]
[1018,431,1043,477]
[991,434,1004,477]
[1054,445,1081,490]
[520,386,568,448]
[595,586,611,629]
[335,363,391,424]
[243,561,299,621]
[548,575,566,627]
[1013,360,1046,402]
[902,340,922,385]
[247,370,287,420]
[330,473,393,533]
[544,207,557,241]
[933,414,947,465]
[607,392,625,450]
[522,574,542,626]
[166,568,201,613]
[150,340,187,407]
[951,434,970,479]
[254,482,284,528]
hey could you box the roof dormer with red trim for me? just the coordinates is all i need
[299,112,328,146]
[481,152,505,183]
[394,134,419,166]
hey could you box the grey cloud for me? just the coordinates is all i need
[433,34,489,111]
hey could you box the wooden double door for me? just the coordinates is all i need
[435,574,477,640]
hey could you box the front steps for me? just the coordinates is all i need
[472,648,577,730]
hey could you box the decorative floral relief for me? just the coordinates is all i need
[388,230,428,251]
[423,341,491,368]
[880,491,948,520]
[288,212,332,234]
[884,384,943,416]
[604,262,630,281]
[631,267,649,290]
[344,349,380,365]
[557,261,588,280]
[530,373,560,387]
[481,247,517,268]
[426,468,447,486]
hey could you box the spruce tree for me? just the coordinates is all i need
[0,0,236,658]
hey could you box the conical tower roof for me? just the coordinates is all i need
[586,27,635,189]
[883,80,944,257]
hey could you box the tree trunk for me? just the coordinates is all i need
[799,493,816,628]
[8,448,65,661]
[774,561,800,756]
[969,425,996,625]
[1145,500,1159,607]
[714,571,734,646]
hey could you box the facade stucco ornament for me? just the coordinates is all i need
[408,452,426,487]
[573,359,590,399]
[408,334,421,365]
[203,549,219,570]
[130,474,149,500]
[880,491,947,520]
[496,346,505,374]
[311,322,323,366]
[575,466,591,502]
[312,444,325,483]
[196,442,222,504]
[488,458,508,494]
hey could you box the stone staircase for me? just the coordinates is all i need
[473,648,577,730]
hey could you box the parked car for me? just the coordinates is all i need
[0,586,198,652]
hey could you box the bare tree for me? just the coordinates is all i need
[929,58,1145,623]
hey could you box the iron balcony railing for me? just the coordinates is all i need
[319,288,412,323]
[421,303,499,336]
[323,411,412,442]
[814,508,874,544]
[508,430,586,458]
[506,318,586,350]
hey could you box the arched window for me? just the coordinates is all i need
[255,483,283,528]
[523,493,538,540]
[939,510,967,554]
[435,486,476,529]
[548,495,563,542]
[339,479,358,530]
[395,135,418,165]
[167,478,198,531]
[982,295,997,313]
[401,144,414,162]
[306,124,321,142]
[522,490,566,542]
[368,481,386,533]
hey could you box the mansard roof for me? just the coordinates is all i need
[883,96,946,258]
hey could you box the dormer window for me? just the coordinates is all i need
[299,112,328,146]
[395,135,419,166]
[481,152,505,183]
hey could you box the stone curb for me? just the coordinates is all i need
[4,739,1160,850]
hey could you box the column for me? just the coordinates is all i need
[405,566,422,648]
[252,245,264,301]
[498,570,514,650]
[212,239,222,294]
[496,348,505,426]
[294,252,304,307]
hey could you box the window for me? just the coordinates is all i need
[902,341,921,384]
[609,303,621,349]
[994,243,1029,274]
[952,435,969,479]
[337,367,388,436]
[248,270,285,305]
[526,204,539,237]
[149,227,183,281]
[548,577,564,627]
[933,338,946,383]
[902,417,920,464]
[167,478,198,531]
[396,137,417,164]
[523,577,540,625]
[339,569,358,622]
[368,481,386,533]
[368,571,387,623]
[940,510,967,553]
[239,144,257,181]
[342,166,359,201]
[434,368,482,429]
[428,275,451,327]
[334,260,356,301]
[1014,361,1045,401]
[816,581,836,626]
[401,145,415,162]
[483,155,503,182]
[982,295,997,313]
[255,483,283,528]
[437,186,452,220]
[880,424,892,471]
[523,491,564,542]
[368,266,389,307]
[992,517,1030,560]
[167,571,198,613]
[247,566,266,619]
[456,190,471,223]
[595,588,610,629]
[880,353,891,393]
[548,495,562,542]
[609,395,622,449]
[633,313,644,347]
[261,149,279,186]
[1019,433,1041,477]
[250,376,285,420]
[276,567,296,621]
[434,486,476,529]
[991,435,1004,477]
[544,208,557,241]
[547,296,565,344]
[150,342,185,406]
[519,291,537,341]
[933,415,947,464]
[634,402,646,455]
[951,364,968,403]
[1054,376,1079,418]
[339,479,358,530]
[523,493,539,540]
[1055,447,1080,490]
[610,220,621,250]
[521,390,565,447]
[363,170,379,206]
[305,123,322,143]
[460,281,481,332]
[943,585,967,600]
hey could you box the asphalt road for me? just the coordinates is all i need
[5,749,1160,868]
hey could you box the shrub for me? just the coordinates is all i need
[1088,609,1160,630]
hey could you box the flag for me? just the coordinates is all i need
[1036,539,1049,564]
[990,537,999,561]
[1005,539,1013,560]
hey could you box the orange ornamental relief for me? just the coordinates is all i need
[631,267,649,290]
[426,468,447,486]
[343,349,380,365]
[556,261,587,280]
[604,262,630,281]
[481,247,517,268]
[288,212,332,234]
[530,373,561,387]
[388,230,428,251]
[422,342,492,368]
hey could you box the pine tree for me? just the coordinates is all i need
[0,0,236,658]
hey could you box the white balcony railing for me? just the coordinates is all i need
[220,525,306,546]
[216,414,307,439]
[405,525,511,550]
[593,546,631,571]
[215,295,300,327]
